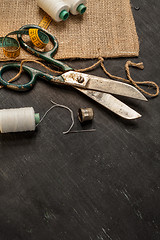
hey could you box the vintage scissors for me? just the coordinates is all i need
[0,25,147,119]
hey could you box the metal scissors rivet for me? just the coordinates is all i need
[78,108,94,123]
[77,76,84,83]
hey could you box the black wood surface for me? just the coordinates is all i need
[0,0,160,239]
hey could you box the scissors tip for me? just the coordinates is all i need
[140,94,148,101]
[125,113,142,120]
[135,113,142,119]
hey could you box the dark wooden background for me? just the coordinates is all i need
[0,0,160,239]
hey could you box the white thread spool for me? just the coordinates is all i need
[37,0,70,22]
[0,107,40,133]
[64,0,87,15]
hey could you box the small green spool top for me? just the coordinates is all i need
[35,113,40,125]
[59,10,69,21]
[77,4,87,15]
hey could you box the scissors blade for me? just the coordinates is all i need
[61,71,147,101]
[77,89,142,119]
[86,74,147,101]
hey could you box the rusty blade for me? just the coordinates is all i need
[85,74,147,101]
[77,89,142,119]
[61,72,147,101]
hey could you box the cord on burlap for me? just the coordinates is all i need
[1,58,159,98]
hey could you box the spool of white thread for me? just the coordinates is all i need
[37,0,70,22]
[0,107,40,133]
[64,0,87,15]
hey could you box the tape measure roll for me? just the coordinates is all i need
[0,28,49,58]
[29,28,49,49]
[0,37,20,58]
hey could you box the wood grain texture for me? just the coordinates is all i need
[0,0,160,239]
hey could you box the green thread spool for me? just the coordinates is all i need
[35,113,40,124]
[77,4,86,14]
[67,0,87,15]
[59,10,69,21]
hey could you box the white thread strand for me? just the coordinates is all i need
[0,107,36,133]
[37,0,70,22]
[37,100,74,134]
[64,0,86,15]
[69,129,96,133]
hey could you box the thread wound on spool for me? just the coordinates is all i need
[0,107,38,133]
[64,0,86,15]
[37,0,70,22]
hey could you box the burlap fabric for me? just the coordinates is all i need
[0,0,139,60]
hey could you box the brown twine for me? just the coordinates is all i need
[0,59,61,89]
[0,58,103,88]
[0,57,159,97]
[99,57,159,97]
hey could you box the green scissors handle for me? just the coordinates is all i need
[17,24,73,72]
[0,63,65,91]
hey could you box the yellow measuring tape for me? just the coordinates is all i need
[1,14,52,59]
[29,28,48,49]
[39,14,52,30]
[2,37,20,58]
